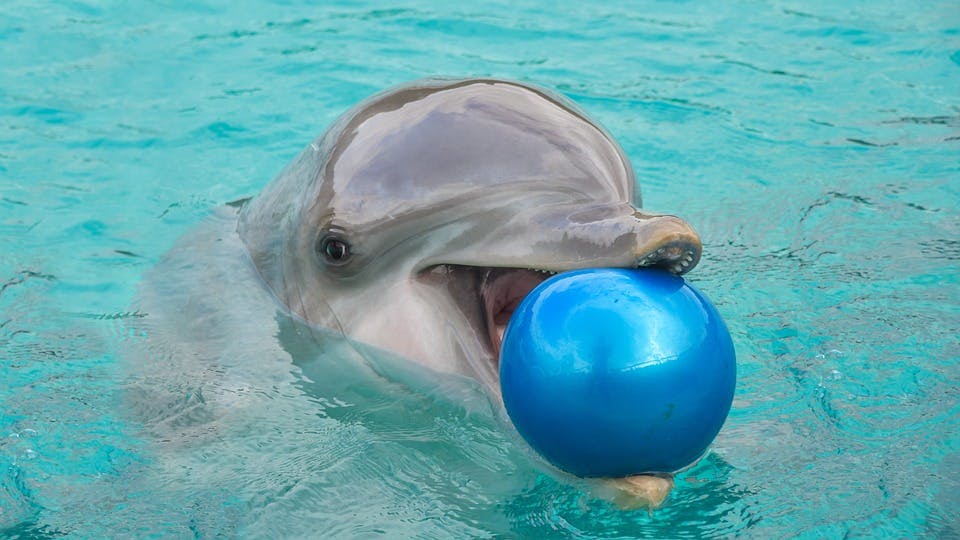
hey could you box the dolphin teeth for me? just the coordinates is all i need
[672,264,683,274]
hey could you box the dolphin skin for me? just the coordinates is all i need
[238,78,701,392]
[134,78,702,508]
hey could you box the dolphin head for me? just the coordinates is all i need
[239,79,701,391]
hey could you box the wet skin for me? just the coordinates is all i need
[238,78,701,394]
[137,79,702,508]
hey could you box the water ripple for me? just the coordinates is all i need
[1,0,957,536]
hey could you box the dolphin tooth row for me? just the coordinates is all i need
[671,251,698,274]
[633,248,696,275]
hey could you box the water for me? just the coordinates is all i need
[1,0,958,537]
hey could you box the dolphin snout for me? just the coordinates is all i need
[477,202,705,276]
[629,211,702,275]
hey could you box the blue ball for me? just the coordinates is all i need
[500,268,736,478]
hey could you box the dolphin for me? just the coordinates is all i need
[132,78,702,510]
[237,78,701,394]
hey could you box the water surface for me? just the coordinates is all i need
[1,0,958,537]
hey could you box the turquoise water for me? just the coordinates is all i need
[2,0,958,537]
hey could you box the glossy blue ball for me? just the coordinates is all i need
[500,268,736,478]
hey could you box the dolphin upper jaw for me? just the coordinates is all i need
[400,205,703,384]
[407,200,703,273]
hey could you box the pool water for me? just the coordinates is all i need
[2,0,958,537]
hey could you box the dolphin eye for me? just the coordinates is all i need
[319,235,350,264]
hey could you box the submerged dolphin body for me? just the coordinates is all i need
[133,79,701,509]
[237,78,701,393]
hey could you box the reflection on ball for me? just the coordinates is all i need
[500,268,736,478]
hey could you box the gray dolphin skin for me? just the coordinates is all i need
[133,78,700,509]
[237,78,701,392]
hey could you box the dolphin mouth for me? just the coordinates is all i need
[420,236,698,366]
[480,268,556,357]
